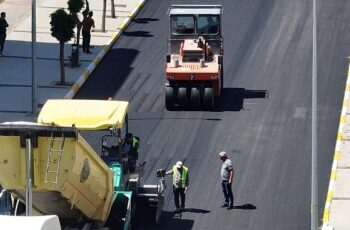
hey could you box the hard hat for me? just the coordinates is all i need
[218,151,227,157]
[176,161,183,168]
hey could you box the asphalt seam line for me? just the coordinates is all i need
[64,0,146,99]
[322,62,350,227]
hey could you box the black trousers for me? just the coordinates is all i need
[82,30,91,51]
[0,34,6,52]
[173,186,186,209]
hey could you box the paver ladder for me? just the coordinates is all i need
[45,132,65,184]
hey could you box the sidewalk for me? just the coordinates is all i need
[0,0,145,122]
[322,62,350,230]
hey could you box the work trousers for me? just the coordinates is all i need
[222,180,234,206]
[173,186,186,209]
[82,30,91,51]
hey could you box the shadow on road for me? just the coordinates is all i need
[122,31,153,37]
[75,48,139,99]
[182,208,211,214]
[133,209,194,230]
[233,203,257,210]
[151,211,194,230]
[214,88,268,112]
[132,18,159,24]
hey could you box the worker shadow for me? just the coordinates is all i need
[132,18,159,24]
[213,88,268,112]
[122,31,153,37]
[182,208,211,214]
[233,203,257,210]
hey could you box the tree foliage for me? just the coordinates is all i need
[50,9,76,85]
[67,0,84,15]
[50,9,76,43]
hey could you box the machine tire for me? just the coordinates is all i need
[178,87,187,108]
[203,87,214,110]
[190,87,201,109]
[165,86,175,110]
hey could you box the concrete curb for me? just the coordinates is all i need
[64,0,146,99]
[321,61,350,229]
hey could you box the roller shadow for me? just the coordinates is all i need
[214,88,268,112]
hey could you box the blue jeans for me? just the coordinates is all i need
[222,180,234,206]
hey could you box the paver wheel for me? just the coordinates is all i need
[178,87,187,108]
[190,87,200,110]
[165,86,175,110]
[203,87,214,110]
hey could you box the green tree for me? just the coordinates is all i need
[67,0,85,49]
[50,9,75,85]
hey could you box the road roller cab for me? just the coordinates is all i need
[165,4,224,110]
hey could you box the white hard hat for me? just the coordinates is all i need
[218,151,227,157]
[176,161,183,168]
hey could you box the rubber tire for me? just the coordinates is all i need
[178,87,188,108]
[165,86,175,110]
[190,87,201,110]
[203,87,214,110]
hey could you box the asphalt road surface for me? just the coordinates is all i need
[75,0,350,229]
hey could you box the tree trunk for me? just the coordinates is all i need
[102,0,106,32]
[85,0,90,10]
[111,0,115,18]
[76,23,82,48]
[59,41,66,85]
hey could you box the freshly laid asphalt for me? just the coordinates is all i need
[1,0,350,229]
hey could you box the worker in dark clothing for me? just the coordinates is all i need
[81,11,95,54]
[0,12,9,56]
[166,161,189,213]
[122,133,139,172]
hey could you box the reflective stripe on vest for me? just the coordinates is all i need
[172,165,188,188]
